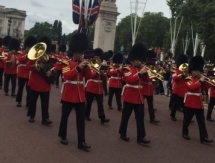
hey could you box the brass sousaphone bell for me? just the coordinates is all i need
[28,42,49,71]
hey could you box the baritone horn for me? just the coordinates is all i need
[179,63,188,77]
[27,42,49,71]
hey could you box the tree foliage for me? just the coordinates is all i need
[24,20,63,45]
[167,0,215,61]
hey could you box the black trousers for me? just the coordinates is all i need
[58,102,85,144]
[108,87,122,109]
[170,95,185,118]
[4,74,16,94]
[144,95,155,120]
[85,91,106,119]
[16,78,30,105]
[119,102,146,141]
[55,70,62,87]
[27,89,50,121]
[207,97,215,119]
[182,107,208,139]
[103,80,108,95]
[0,68,4,87]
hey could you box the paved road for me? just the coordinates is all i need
[0,86,215,163]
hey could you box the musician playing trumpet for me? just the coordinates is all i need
[58,33,93,151]
[182,56,213,144]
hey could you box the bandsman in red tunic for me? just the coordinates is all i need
[170,54,188,121]
[142,50,160,124]
[107,52,124,111]
[206,74,215,122]
[3,38,19,96]
[119,42,151,145]
[58,33,91,151]
[16,36,37,107]
[0,36,12,89]
[85,48,110,124]
[182,56,213,144]
[55,44,67,88]
[26,36,54,125]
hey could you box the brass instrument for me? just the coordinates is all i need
[196,71,215,86]
[28,42,49,71]
[179,63,188,77]
[142,63,164,81]
[86,56,101,74]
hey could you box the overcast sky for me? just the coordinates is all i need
[0,0,170,34]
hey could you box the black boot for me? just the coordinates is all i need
[42,118,52,125]
[78,142,91,151]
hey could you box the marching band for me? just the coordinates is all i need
[0,33,214,152]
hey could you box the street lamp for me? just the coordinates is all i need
[8,17,12,36]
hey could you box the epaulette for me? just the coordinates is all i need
[17,50,23,54]
[62,59,70,73]
[185,76,192,85]
[122,65,130,71]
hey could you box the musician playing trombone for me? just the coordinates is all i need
[119,42,151,145]
[84,48,110,124]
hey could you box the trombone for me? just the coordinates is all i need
[193,71,215,87]
[84,56,101,74]
[142,63,164,81]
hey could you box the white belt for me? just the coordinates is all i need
[110,76,121,79]
[85,79,102,88]
[18,64,26,67]
[121,84,143,95]
[142,82,152,85]
[61,80,84,93]
[184,92,202,103]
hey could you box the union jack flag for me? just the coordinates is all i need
[72,0,101,35]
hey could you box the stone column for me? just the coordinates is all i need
[93,0,120,52]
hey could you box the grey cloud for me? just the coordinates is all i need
[30,0,43,7]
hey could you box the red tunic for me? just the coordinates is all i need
[26,60,51,92]
[3,52,17,75]
[122,66,145,104]
[142,75,154,96]
[0,47,6,68]
[172,68,187,97]
[17,50,30,79]
[206,82,215,98]
[107,65,123,88]
[184,77,203,109]
[54,53,66,71]
[85,72,106,95]
[61,60,94,103]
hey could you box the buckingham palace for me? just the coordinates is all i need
[0,5,26,41]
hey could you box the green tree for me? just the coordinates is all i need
[57,21,62,45]
[52,20,59,41]
[167,0,215,61]
[114,12,170,53]
[25,22,53,39]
